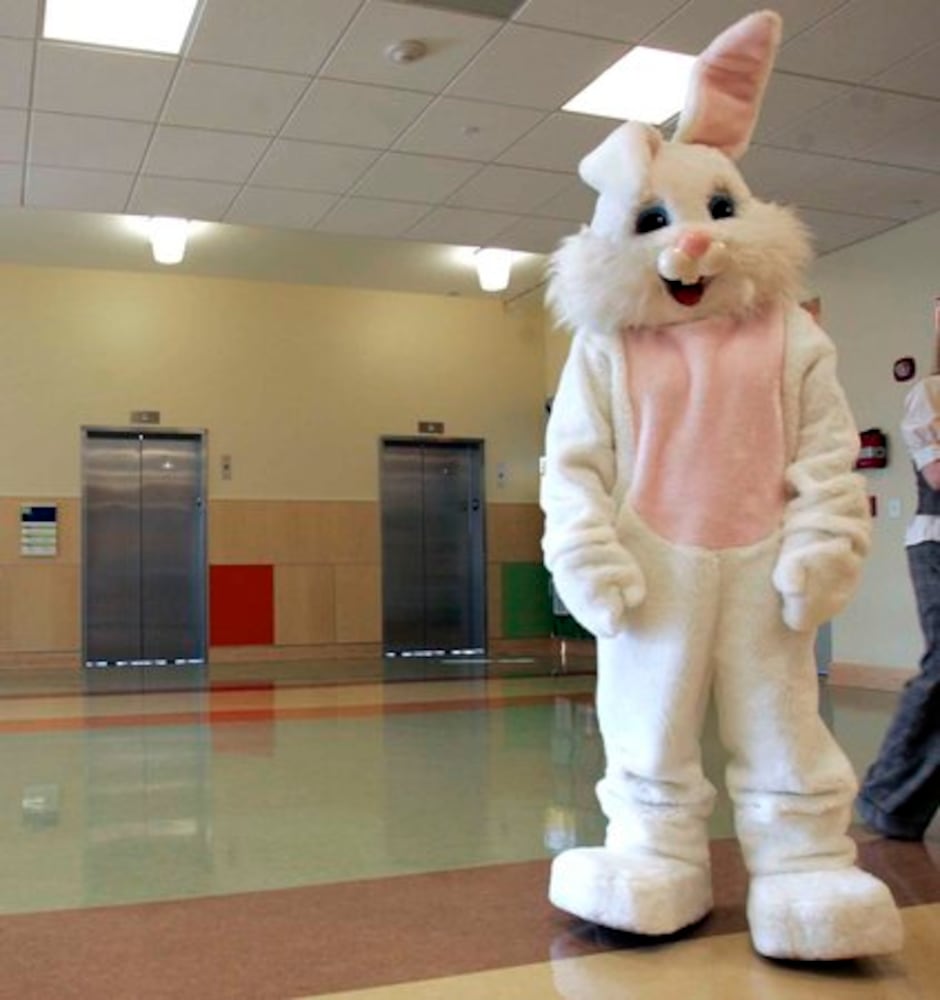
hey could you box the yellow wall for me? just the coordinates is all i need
[0,263,546,501]
[0,263,550,660]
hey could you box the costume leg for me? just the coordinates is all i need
[549,518,718,935]
[859,542,940,838]
[713,537,902,959]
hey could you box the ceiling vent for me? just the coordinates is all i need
[397,0,526,19]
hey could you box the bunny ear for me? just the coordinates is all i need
[579,121,662,194]
[579,122,662,239]
[674,10,782,160]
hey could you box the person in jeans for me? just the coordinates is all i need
[858,364,940,839]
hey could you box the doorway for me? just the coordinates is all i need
[82,428,208,667]
[380,438,486,657]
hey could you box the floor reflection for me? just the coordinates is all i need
[82,666,213,905]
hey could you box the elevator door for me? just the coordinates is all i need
[83,429,207,667]
[381,439,486,657]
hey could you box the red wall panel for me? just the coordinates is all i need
[210,565,274,646]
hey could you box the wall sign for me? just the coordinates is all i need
[20,504,58,557]
[418,421,445,434]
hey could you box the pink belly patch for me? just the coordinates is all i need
[623,307,786,549]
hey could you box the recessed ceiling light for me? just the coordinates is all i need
[43,0,200,55]
[563,46,696,124]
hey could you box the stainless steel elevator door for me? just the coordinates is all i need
[83,434,143,664]
[380,439,486,657]
[83,430,207,667]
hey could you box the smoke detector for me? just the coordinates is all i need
[385,39,428,64]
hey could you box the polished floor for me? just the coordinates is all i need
[0,651,937,999]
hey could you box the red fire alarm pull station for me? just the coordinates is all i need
[856,429,888,470]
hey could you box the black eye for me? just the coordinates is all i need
[709,192,736,220]
[635,204,670,234]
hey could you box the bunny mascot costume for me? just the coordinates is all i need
[541,11,902,961]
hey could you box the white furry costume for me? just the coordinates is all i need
[541,11,902,961]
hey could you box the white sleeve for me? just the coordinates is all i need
[772,316,871,631]
[901,377,940,470]
[540,335,645,638]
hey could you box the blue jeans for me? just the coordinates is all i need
[858,541,940,838]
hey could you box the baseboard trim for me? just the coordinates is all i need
[828,661,916,692]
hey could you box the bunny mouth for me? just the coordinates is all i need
[664,278,709,307]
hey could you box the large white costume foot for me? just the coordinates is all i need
[549,847,713,936]
[747,867,903,960]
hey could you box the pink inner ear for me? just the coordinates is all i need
[675,11,782,160]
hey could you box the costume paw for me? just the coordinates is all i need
[553,559,646,638]
[747,868,903,960]
[773,536,861,632]
[549,847,712,936]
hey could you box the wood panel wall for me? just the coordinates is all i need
[0,497,543,663]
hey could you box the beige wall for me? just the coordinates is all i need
[0,263,546,502]
[0,263,549,660]
[810,209,940,671]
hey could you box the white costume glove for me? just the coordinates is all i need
[772,535,862,632]
[552,547,646,638]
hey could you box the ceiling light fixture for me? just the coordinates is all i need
[148,217,189,265]
[563,45,696,124]
[475,248,513,293]
[43,0,200,55]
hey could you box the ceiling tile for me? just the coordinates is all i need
[754,73,850,142]
[447,163,570,212]
[529,177,594,222]
[163,62,308,134]
[513,0,686,43]
[30,113,152,173]
[497,111,613,171]
[33,43,176,121]
[143,126,270,183]
[801,158,940,221]
[871,41,940,99]
[862,108,940,173]
[253,140,380,193]
[745,143,940,224]
[0,38,34,108]
[742,144,846,206]
[26,167,134,213]
[645,0,849,53]
[776,0,940,82]
[354,152,480,203]
[488,213,571,253]
[395,97,544,160]
[0,164,22,205]
[799,207,900,255]
[321,1,501,93]
[316,196,432,237]
[768,88,937,159]
[187,0,362,74]
[404,205,519,244]
[127,176,241,220]
[0,109,28,162]
[447,24,625,109]
[225,187,338,229]
[284,79,431,147]
[0,0,37,37]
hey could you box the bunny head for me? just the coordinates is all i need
[548,10,811,335]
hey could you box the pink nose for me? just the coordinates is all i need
[676,230,711,259]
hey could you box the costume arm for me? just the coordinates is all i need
[772,321,871,632]
[541,336,645,638]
